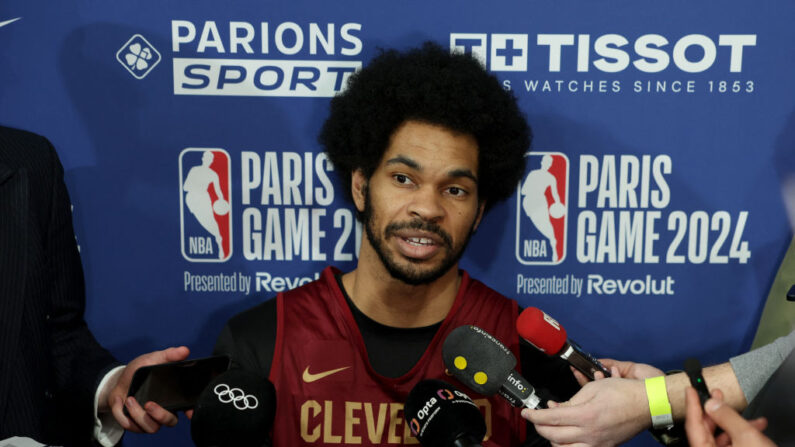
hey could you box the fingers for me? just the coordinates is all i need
[704,398,750,432]
[124,396,161,433]
[570,367,590,386]
[144,401,179,427]
[685,387,716,447]
[712,420,769,447]
[598,358,619,368]
[111,395,137,432]
[704,397,772,443]
[533,424,586,445]
[522,405,584,426]
[163,346,191,363]
[748,417,768,432]
[185,409,194,420]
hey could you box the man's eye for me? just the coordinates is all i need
[394,174,410,184]
[448,187,465,196]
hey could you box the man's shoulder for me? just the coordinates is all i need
[461,270,515,302]
[0,125,55,169]
[226,267,338,331]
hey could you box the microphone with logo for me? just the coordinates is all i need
[516,307,611,380]
[190,369,276,447]
[442,325,543,409]
[404,379,486,447]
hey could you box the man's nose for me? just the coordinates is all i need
[407,186,445,222]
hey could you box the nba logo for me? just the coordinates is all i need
[179,148,232,262]
[515,152,569,265]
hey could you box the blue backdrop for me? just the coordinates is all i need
[2,1,794,445]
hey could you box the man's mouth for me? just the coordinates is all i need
[404,237,435,246]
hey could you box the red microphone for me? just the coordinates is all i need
[517,307,611,380]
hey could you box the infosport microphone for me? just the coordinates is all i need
[404,379,486,447]
[442,325,543,409]
[516,307,611,380]
[190,369,276,447]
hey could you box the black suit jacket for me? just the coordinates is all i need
[0,126,116,446]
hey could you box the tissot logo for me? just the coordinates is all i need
[451,32,756,74]
[515,152,569,265]
[179,148,232,262]
[450,33,528,71]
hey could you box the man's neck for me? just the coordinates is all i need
[341,245,461,328]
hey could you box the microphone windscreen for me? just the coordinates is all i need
[190,369,276,447]
[442,325,516,396]
[516,307,567,355]
[404,379,486,446]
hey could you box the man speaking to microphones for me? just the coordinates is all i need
[211,43,579,446]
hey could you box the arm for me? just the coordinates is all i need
[522,360,746,446]
[729,330,795,403]
[42,137,190,439]
[43,137,119,439]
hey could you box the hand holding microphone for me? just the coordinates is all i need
[404,379,486,447]
[442,325,544,409]
[517,307,611,380]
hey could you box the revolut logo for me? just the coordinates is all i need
[171,20,363,97]
[179,148,233,262]
[451,33,756,73]
[515,152,569,265]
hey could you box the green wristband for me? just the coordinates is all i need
[645,376,674,429]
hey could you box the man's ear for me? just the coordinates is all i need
[351,169,367,213]
[473,200,486,232]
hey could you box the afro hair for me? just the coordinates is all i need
[319,41,531,213]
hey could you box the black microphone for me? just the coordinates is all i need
[442,325,543,409]
[190,369,276,447]
[404,379,486,447]
[516,307,611,380]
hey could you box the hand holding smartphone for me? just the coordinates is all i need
[125,354,231,415]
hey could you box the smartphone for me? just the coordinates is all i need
[125,354,231,413]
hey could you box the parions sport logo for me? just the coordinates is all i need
[179,148,232,262]
[171,20,363,97]
[515,152,569,265]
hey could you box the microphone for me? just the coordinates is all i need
[516,307,611,380]
[404,379,486,447]
[190,369,276,447]
[442,325,543,409]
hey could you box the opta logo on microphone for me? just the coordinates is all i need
[179,148,232,262]
[515,152,569,265]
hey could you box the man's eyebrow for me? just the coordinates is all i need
[448,168,478,184]
[385,156,478,184]
[385,155,420,170]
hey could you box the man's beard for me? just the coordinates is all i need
[361,185,478,285]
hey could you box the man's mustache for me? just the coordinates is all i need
[384,220,453,249]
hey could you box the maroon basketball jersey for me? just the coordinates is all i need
[269,266,526,446]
